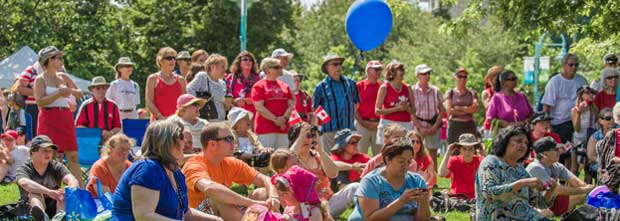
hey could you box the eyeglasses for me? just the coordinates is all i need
[601,116,613,121]
[330,62,343,67]
[241,58,253,62]
[606,76,619,80]
[163,56,176,61]
[567,63,579,67]
[410,139,422,144]
[505,77,518,81]
[456,75,468,79]
[213,135,235,143]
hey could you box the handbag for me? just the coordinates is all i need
[195,79,219,120]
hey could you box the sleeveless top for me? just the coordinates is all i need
[154,74,183,118]
[573,110,593,144]
[44,87,71,108]
[302,150,333,200]
[381,82,412,122]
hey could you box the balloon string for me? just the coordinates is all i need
[352,50,364,77]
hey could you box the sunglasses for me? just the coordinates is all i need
[456,75,468,79]
[410,139,422,144]
[418,72,431,76]
[601,116,613,121]
[505,77,518,81]
[330,62,343,67]
[241,58,253,62]
[567,63,579,67]
[270,66,283,70]
[348,140,359,145]
[606,76,619,80]
[213,135,235,143]
[163,56,176,61]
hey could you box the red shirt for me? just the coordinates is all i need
[356,79,380,120]
[251,79,292,134]
[75,97,122,130]
[415,154,432,171]
[381,82,411,122]
[294,91,313,123]
[153,74,183,119]
[330,153,370,182]
[226,72,261,114]
[447,155,482,199]
[19,65,40,104]
[594,91,616,111]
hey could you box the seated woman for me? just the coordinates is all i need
[408,131,437,188]
[597,103,620,193]
[86,133,133,197]
[274,122,359,218]
[585,108,614,184]
[228,107,273,173]
[329,129,369,191]
[360,124,413,177]
[438,133,483,199]
[476,125,552,221]
[349,138,431,221]
[111,119,221,220]
[272,165,333,221]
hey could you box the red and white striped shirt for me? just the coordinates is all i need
[412,83,443,128]
[19,63,43,105]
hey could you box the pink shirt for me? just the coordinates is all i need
[412,83,443,128]
[486,91,533,124]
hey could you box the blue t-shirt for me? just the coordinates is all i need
[111,159,188,220]
[348,168,427,221]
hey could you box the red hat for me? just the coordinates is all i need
[1,130,18,140]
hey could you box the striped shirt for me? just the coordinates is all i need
[412,83,443,128]
[19,63,44,105]
[75,97,122,130]
[312,75,360,133]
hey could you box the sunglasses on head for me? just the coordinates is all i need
[601,116,613,121]
[213,135,235,143]
[163,56,176,61]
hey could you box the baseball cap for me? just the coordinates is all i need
[366,60,383,69]
[331,129,362,152]
[533,136,560,154]
[271,48,294,59]
[0,130,18,140]
[415,64,432,74]
[531,112,553,124]
[603,53,618,64]
[31,135,58,151]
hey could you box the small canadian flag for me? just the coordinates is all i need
[289,110,302,126]
[314,106,331,124]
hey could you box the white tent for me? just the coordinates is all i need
[0,46,91,91]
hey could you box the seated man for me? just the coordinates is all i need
[16,135,80,220]
[330,129,369,191]
[0,130,30,183]
[438,133,483,199]
[75,76,122,141]
[182,122,279,221]
[526,137,594,217]
[528,112,563,163]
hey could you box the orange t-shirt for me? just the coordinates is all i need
[86,158,132,198]
[182,156,258,208]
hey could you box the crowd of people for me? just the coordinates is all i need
[0,45,619,221]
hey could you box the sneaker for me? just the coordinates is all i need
[30,206,48,221]
[51,210,65,221]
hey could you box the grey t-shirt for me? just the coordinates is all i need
[526,159,575,183]
[16,160,71,201]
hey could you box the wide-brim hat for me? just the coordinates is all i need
[114,57,134,71]
[321,53,345,74]
[38,46,64,65]
[271,48,294,60]
[176,94,208,109]
[227,107,254,128]
[331,129,362,152]
[88,76,110,90]
[454,133,480,147]
[176,51,191,60]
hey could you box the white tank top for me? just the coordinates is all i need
[44,86,71,108]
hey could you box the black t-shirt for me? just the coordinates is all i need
[15,160,71,201]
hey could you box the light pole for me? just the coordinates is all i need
[237,0,258,52]
[533,32,567,103]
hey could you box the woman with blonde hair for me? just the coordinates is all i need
[112,119,221,220]
[145,47,187,121]
[225,51,261,113]
[86,133,133,197]
[408,131,437,188]
[187,53,229,121]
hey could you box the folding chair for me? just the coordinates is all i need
[122,119,149,157]
[76,127,102,182]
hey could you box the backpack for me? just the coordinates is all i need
[430,191,475,213]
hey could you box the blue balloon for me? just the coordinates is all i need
[345,0,393,51]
